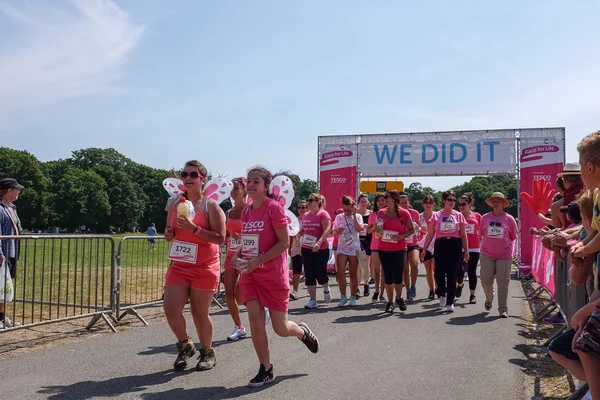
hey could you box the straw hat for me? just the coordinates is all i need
[557,162,581,177]
[485,192,511,208]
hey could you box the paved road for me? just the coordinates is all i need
[0,271,527,400]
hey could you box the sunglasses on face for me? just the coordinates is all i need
[458,203,468,207]
[298,206,307,209]
[181,171,202,179]
[446,198,456,202]
[307,199,318,203]
[423,201,433,205]
[383,195,391,199]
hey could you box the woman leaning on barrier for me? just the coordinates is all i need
[163,160,226,372]
[478,192,518,319]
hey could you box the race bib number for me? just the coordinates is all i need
[241,234,260,258]
[382,230,398,243]
[440,222,456,233]
[168,240,198,264]
[302,235,317,246]
[487,223,504,238]
[343,232,356,247]
[229,236,242,251]
[466,224,475,235]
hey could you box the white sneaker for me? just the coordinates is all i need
[439,296,447,307]
[227,326,247,341]
[323,290,331,303]
[264,308,271,325]
[447,304,455,313]
[304,299,318,309]
[338,295,348,307]
[290,290,298,300]
[3,317,16,328]
[349,296,357,306]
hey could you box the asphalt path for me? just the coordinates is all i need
[0,269,527,400]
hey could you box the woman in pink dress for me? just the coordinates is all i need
[232,167,319,388]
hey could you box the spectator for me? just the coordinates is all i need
[551,163,584,229]
[147,223,157,251]
[0,178,23,329]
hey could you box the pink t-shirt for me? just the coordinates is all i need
[368,212,380,251]
[406,208,421,247]
[239,198,290,289]
[431,209,466,239]
[377,208,413,252]
[463,212,482,251]
[301,210,331,250]
[479,212,518,260]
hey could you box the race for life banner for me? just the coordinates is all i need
[318,143,358,216]
[359,131,516,176]
[530,236,556,296]
[519,133,564,266]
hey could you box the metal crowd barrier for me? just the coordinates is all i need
[0,235,117,333]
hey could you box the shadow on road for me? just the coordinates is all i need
[445,312,495,326]
[140,373,308,399]
[332,311,395,324]
[138,339,234,356]
[39,368,307,400]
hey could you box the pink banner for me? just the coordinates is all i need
[519,138,564,266]
[319,146,358,216]
[530,236,556,296]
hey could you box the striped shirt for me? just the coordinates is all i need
[0,201,21,259]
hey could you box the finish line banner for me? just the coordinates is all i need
[359,132,516,176]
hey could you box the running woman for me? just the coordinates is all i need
[457,192,481,304]
[163,160,225,371]
[357,194,372,296]
[400,192,421,301]
[421,190,469,313]
[368,194,386,302]
[289,200,308,300]
[418,195,437,300]
[301,193,332,309]
[375,190,415,313]
[232,167,319,387]
[333,196,363,306]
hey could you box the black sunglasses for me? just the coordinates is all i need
[181,171,202,179]
[458,202,468,207]
[446,198,456,202]
[298,205,307,209]
[383,195,390,199]
[307,199,317,203]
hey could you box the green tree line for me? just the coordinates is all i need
[0,147,516,233]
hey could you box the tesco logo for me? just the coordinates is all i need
[331,177,347,184]
[533,175,552,181]
[243,221,264,230]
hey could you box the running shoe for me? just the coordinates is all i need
[174,339,196,371]
[196,348,217,371]
[379,294,386,303]
[323,290,331,303]
[447,304,455,313]
[543,313,564,324]
[290,290,298,300]
[363,285,370,297]
[395,297,407,311]
[385,302,395,313]
[456,285,463,298]
[409,286,416,300]
[339,295,349,307]
[349,296,357,306]
[248,364,275,388]
[305,299,318,309]
[369,277,375,284]
[371,291,379,303]
[484,300,492,311]
[355,289,361,299]
[298,322,319,353]
[227,326,247,341]
[264,308,271,325]
[469,294,477,304]
[428,290,435,300]
[439,295,447,307]
[500,311,509,319]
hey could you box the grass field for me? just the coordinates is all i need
[1,234,183,327]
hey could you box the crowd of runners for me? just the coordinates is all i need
[160,159,520,388]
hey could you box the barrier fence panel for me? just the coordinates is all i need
[0,235,116,333]
[115,236,170,324]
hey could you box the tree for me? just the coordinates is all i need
[291,178,317,216]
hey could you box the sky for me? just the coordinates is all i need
[1,0,599,191]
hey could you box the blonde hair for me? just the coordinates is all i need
[577,130,600,167]
[310,193,326,209]
[578,189,594,220]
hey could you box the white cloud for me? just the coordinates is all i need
[0,0,144,128]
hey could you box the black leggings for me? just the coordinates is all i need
[433,238,462,305]
[457,251,480,291]
[378,250,407,285]
[291,255,303,275]
[301,248,329,286]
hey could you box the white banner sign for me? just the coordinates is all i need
[358,132,516,176]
